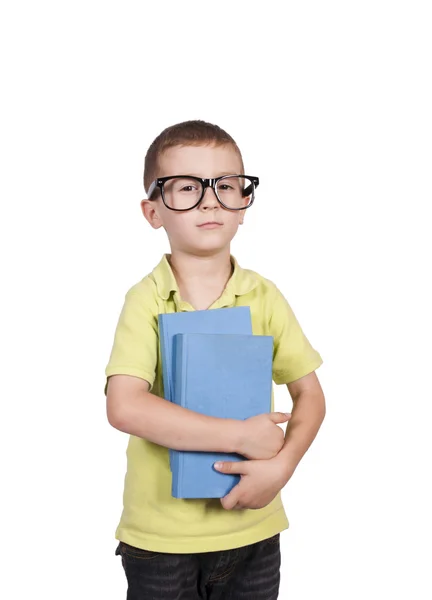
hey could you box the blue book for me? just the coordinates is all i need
[158,307,253,472]
[171,333,273,499]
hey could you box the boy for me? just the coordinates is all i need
[105,120,325,599]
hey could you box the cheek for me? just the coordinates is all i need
[226,212,243,229]
[164,213,195,236]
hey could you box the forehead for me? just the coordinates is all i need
[158,144,243,178]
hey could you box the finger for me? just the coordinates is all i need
[268,412,291,424]
[214,460,248,475]
[221,490,239,511]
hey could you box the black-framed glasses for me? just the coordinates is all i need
[147,175,259,211]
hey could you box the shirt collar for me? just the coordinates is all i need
[151,254,258,301]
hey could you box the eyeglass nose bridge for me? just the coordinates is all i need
[200,178,220,204]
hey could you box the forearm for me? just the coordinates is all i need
[274,389,326,479]
[111,388,241,453]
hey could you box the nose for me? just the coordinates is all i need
[199,185,219,210]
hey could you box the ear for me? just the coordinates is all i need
[141,199,164,230]
[239,194,251,225]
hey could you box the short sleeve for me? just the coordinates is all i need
[269,286,323,384]
[104,281,159,395]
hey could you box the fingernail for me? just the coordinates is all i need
[214,462,222,469]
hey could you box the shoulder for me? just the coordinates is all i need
[121,272,160,315]
[241,266,285,303]
[126,273,158,298]
[242,267,294,329]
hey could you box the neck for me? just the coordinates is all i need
[167,248,233,287]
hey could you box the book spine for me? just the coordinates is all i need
[158,315,172,401]
[159,315,176,473]
[170,334,181,488]
[172,334,188,498]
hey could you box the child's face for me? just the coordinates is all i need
[142,144,247,257]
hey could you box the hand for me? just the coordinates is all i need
[237,412,291,460]
[214,456,294,510]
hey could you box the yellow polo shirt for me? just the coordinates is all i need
[105,254,322,553]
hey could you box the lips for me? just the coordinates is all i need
[197,221,223,228]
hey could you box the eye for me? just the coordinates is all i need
[176,183,199,193]
[181,185,195,192]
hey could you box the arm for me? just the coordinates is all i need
[214,285,325,509]
[106,374,289,457]
[107,374,241,452]
[272,370,326,479]
[214,371,325,510]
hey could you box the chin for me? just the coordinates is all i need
[171,229,236,256]
[184,239,229,257]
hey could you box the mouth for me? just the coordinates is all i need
[197,221,223,229]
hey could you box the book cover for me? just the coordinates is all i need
[171,333,273,499]
[158,306,253,472]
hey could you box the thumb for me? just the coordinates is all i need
[214,460,248,475]
[268,411,291,424]
[221,489,239,511]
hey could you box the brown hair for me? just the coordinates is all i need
[143,120,244,193]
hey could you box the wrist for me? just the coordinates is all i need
[227,418,245,455]
[272,450,296,484]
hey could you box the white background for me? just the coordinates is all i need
[1,1,431,598]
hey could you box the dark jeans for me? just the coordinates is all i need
[115,534,281,600]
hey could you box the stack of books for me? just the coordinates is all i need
[158,307,273,499]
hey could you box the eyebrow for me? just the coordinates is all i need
[188,172,238,178]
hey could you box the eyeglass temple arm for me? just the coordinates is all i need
[147,180,157,199]
[243,180,258,197]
